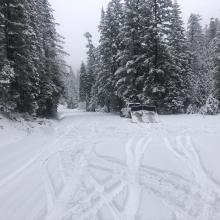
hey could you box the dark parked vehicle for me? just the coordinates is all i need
[120,103,159,123]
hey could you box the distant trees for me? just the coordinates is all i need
[79,0,220,114]
[62,67,79,109]
[79,62,89,108]
[0,0,65,117]
[187,14,207,106]
[186,14,220,110]
[0,61,15,112]
[214,31,220,101]
[80,33,96,110]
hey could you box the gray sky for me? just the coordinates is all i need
[49,0,220,72]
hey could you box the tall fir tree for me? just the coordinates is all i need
[0,0,41,115]
[187,14,214,107]
[0,0,65,117]
[79,61,89,108]
[142,0,178,113]
[207,18,220,42]
[115,0,149,104]
[165,0,191,112]
[213,31,220,102]
[96,1,124,111]
[83,32,96,111]
[0,61,15,112]
[62,67,78,109]
[36,0,64,117]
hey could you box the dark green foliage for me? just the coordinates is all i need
[0,60,15,112]
[0,0,65,117]
[96,1,124,111]
[187,14,216,108]
[115,0,148,104]
[79,62,89,107]
[79,33,97,111]
[214,31,220,101]
[80,0,219,114]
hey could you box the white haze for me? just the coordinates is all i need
[49,0,220,72]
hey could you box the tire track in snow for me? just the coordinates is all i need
[83,137,220,220]
[162,136,220,219]
[0,153,41,188]
[44,119,103,220]
[122,137,151,220]
[43,114,220,220]
[58,137,152,220]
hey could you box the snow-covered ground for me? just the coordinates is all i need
[0,108,220,220]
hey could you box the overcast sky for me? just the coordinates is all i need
[49,0,220,72]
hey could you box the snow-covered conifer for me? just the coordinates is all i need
[187,14,211,107]
[0,61,15,112]
[96,0,124,111]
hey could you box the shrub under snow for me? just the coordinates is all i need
[202,95,219,115]
[187,104,199,114]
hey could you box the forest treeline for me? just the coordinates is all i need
[80,0,220,114]
[0,0,66,117]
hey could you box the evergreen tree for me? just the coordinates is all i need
[0,0,40,115]
[187,14,215,107]
[207,18,220,42]
[165,0,191,112]
[0,61,15,112]
[202,18,219,101]
[81,0,220,115]
[0,3,5,68]
[37,0,64,117]
[79,62,90,108]
[82,32,96,111]
[0,0,65,117]
[142,0,177,113]
[214,31,220,101]
[88,46,101,111]
[108,0,189,113]
[65,67,79,109]
[96,1,124,111]
[115,0,149,104]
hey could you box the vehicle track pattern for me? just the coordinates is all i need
[44,116,220,220]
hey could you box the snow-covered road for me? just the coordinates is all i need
[0,109,220,220]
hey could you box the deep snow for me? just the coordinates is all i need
[0,108,220,220]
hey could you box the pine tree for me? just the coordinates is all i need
[115,0,149,104]
[165,0,191,113]
[142,0,176,113]
[96,0,124,111]
[207,18,220,42]
[214,31,220,101]
[65,67,78,109]
[88,46,101,111]
[0,0,41,115]
[0,3,5,68]
[0,61,15,112]
[82,32,96,111]
[187,14,215,107]
[0,0,65,117]
[79,62,90,109]
[36,0,64,117]
[202,18,219,101]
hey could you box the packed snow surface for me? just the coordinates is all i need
[0,108,220,220]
